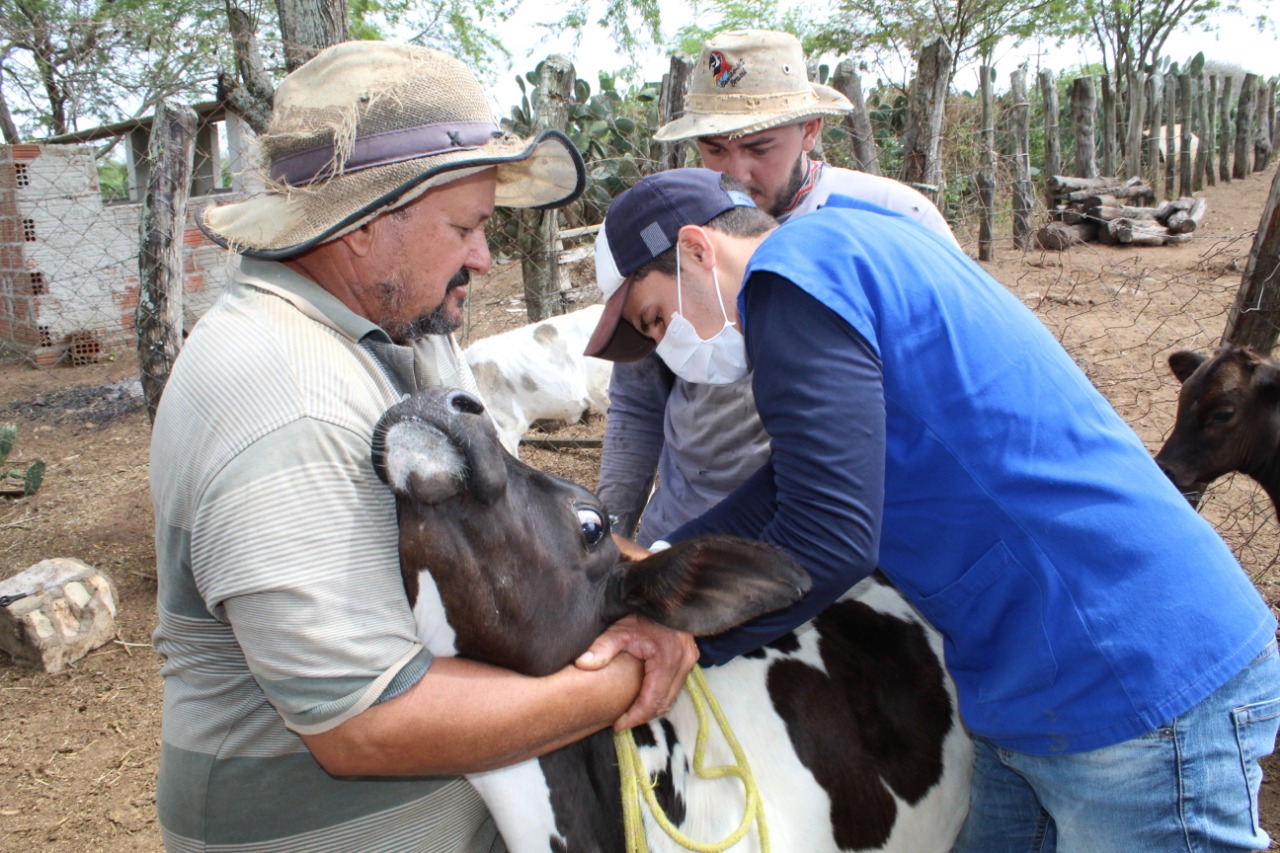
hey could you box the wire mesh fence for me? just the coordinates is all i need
[3,92,1279,593]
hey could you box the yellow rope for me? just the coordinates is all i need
[615,666,770,853]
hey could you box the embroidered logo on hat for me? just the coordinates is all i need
[708,51,747,88]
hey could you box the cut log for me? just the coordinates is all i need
[1111,218,1169,244]
[1066,184,1154,204]
[1079,193,1119,207]
[1148,200,1179,222]
[1068,188,1116,203]
[1088,204,1161,222]
[1048,174,1143,192]
[1166,197,1209,233]
[1110,184,1157,202]
[1036,222,1098,250]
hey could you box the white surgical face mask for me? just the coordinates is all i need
[654,250,748,385]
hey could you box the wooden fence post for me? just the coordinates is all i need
[1178,71,1193,196]
[1039,70,1061,200]
[1192,70,1208,190]
[1011,69,1034,249]
[1221,164,1280,352]
[1255,84,1273,171]
[1269,79,1279,165]
[1219,75,1235,182]
[902,37,952,204]
[1163,71,1177,198]
[1234,73,1257,180]
[658,55,692,172]
[831,59,881,175]
[521,55,574,322]
[806,59,827,161]
[1145,75,1163,193]
[1204,75,1217,186]
[1125,70,1146,179]
[136,101,197,425]
[1071,77,1098,178]
[979,65,997,261]
[1101,75,1118,177]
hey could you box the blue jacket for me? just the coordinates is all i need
[675,196,1276,755]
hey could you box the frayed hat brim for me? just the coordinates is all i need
[200,129,584,260]
[653,84,852,142]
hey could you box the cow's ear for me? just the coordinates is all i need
[1168,350,1207,384]
[1253,360,1280,400]
[612,536,811,636]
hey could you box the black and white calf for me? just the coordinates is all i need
[371,387,972,853]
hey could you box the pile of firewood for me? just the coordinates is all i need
[1036,175,1208,250]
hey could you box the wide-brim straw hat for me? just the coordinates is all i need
[654,29,853,142]
[201,41,585,259]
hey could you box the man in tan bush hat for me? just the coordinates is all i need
[150,41,694,852]
[597,29,956,547]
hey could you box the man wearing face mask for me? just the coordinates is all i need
[596,29,956,545]
[585,167,1280,853]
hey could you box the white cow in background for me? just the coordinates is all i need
[1147,124,1200,163]
[464,304,612,457]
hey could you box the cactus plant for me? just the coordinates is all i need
[1,423,45,497]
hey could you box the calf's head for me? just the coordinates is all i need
[1155,345,1280,507]
[371,387,809,676]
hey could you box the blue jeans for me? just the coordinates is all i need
[954,639,1280,853]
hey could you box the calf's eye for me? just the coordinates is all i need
[577,507,606,547]
[1209,408,1234,425]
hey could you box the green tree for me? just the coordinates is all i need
[1,0,675,141]
[669,0,818,58]
[0,0,226,140]
[812,0,1071,79]
[220,0,668,134]
[1079,0,1248,86]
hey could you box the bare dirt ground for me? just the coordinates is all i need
[1,166,1278,851]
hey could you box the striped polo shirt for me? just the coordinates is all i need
[150,258,502,852]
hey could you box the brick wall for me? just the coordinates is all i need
[0,143,237,364]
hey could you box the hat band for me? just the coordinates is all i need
[270,120,503,185]
[683,89,821,117]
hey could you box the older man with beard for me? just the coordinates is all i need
[149,42,695,853]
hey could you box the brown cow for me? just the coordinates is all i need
[1155,345,1280,517]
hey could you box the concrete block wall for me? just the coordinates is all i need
[0,143,237,364]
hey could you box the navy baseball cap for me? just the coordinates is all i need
[585,168,756,361]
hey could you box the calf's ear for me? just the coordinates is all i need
[612,536,811,636]
[1252,360,1280,401]
[1168,350,1207,384]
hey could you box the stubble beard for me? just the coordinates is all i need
[766,154,808,219]
[379,268,470,344]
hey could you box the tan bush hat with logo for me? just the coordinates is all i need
[200,41,585,259]
[654,29,853,142]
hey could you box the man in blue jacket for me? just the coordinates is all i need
[585,168,1280,852]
